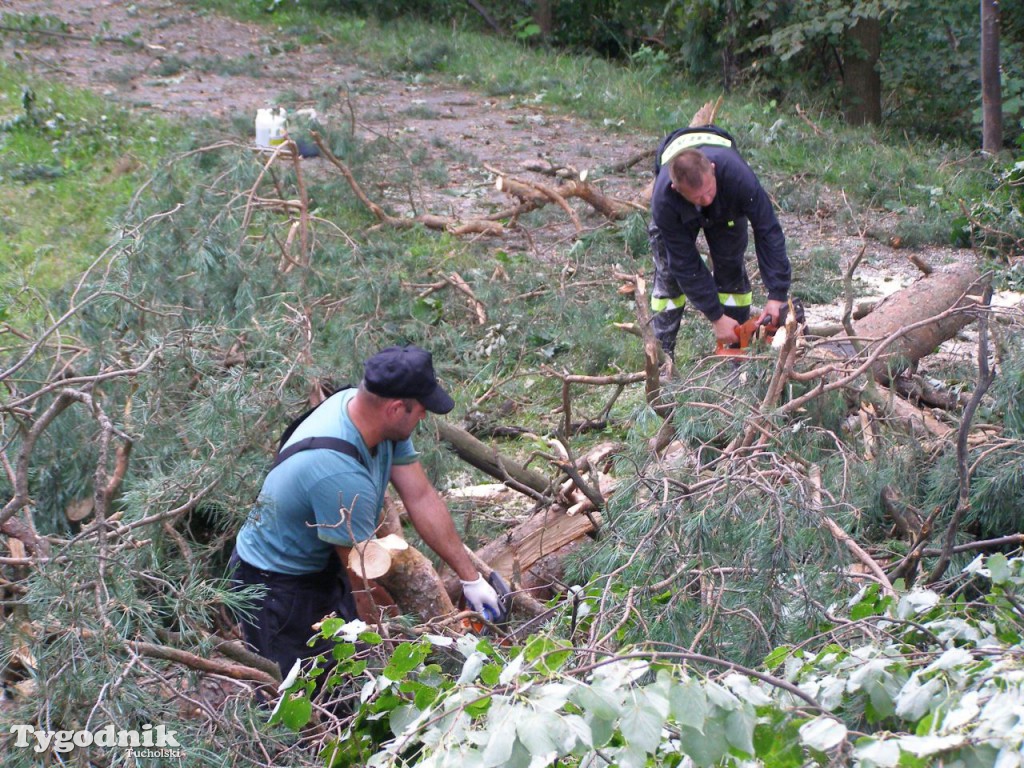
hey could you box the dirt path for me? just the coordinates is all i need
[1,0,988,325]
[1,0,645,220]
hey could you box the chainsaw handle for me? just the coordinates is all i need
[714,316,774,356]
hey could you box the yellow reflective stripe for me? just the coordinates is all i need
[719,292,752,307]
[652,293,747,310]
[660,132,734,167]
[651,295,686,312]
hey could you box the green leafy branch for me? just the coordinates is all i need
[269,553,1024,768]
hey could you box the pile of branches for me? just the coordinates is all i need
[1,118,1022,767]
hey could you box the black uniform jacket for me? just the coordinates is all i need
[650,142,790,320]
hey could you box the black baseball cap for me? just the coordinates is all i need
[363,345,455,414]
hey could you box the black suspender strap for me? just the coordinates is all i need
[271,436,366,470]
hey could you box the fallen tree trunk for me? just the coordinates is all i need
[435,420,551,497]
[469,505,601,592]
[864,383,955,440]
[824,261,989,382]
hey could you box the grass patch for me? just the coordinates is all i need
[0,11,70,42]
[0,62,180,309]
[789,247,845,304]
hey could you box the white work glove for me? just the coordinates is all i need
[461,575,501,620]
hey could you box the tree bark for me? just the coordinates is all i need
[842,17,882,125]
[435,420,551,496]
[824,262,989,383]
[981,0,1003,152]
[533,0,553,39]
[465,0,503,35]
[371,544,456,623]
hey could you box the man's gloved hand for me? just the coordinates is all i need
[461,575,502,621]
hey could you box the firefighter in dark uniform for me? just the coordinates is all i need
[648,125,792,362]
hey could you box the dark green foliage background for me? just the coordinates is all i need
[301,0,1024,148]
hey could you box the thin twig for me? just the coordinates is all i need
[927,294,996,584]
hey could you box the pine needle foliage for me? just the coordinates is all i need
[2,19,1022,764]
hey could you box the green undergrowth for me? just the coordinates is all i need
[0,61,180,317]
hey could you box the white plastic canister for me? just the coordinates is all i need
[254,108,288,149]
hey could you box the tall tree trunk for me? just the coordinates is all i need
[533,0,553,39]
[981,0,1003,152]
[842,17,883,125]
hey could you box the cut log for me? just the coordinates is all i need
[516,540,587,599]
[471,505,601,588]
[349,534,409,581]
[823,261,989,382]
[370,543,455,622]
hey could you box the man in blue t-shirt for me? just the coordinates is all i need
[230,345,501,678]
[648,125,791,363]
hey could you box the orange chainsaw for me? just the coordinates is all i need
[714,299,804,356]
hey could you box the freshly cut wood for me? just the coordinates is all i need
[472,505,602,585]
[348,544,391,583]
[825,261,988,382]
[372,543,455,622]
[690,96,723,127]
[66,497,93,522]
[495,176,548,204]
[348,535,409,580]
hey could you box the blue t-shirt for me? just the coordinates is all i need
[235,389,418,574]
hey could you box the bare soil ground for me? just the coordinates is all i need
[1,0,1005,328]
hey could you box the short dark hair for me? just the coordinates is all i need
[669,149,712,190]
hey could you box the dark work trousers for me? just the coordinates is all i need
[649,218,753,357]
[227,548,358,682]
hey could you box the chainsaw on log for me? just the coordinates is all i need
[714,298,805,357]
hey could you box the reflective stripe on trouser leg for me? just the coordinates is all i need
[704,216,752,323]
[651,294,686,312]
[718,292,752,307]
[648,224,685,355]
[719,292,752,323]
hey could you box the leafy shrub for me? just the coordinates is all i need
[271,554,1024,768]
